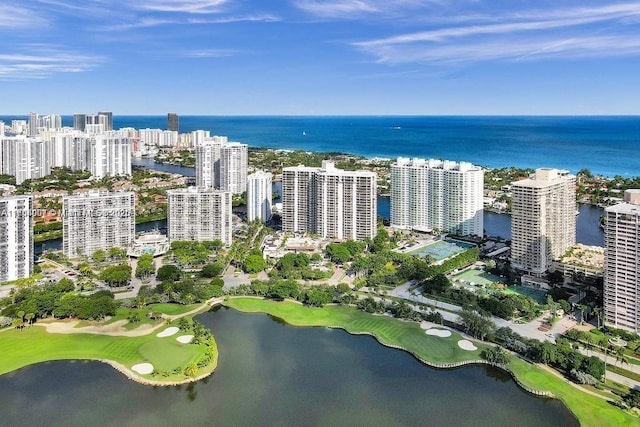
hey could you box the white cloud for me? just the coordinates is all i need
[134,0,231,14]
[0,5,48,29]
[353,2,640,64]
[182,48,238,58]
[0,46,103,80]
[294,0,378,18]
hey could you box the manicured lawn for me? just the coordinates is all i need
[103,303,201,329]
[225,297,638,427]
[224,297,485,364]
[0,321,215,383]
[501,354,637,426]
[138,340,201,372]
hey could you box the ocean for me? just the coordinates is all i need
[2,115,639,177]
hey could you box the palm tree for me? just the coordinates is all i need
[593,307,603,330]
[578,304,588,324]
[16,310,25,326]
[615,347,627,368]
[584,334,594,356]
[24,313,34,326]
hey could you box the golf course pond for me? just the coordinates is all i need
[0,306,578,426]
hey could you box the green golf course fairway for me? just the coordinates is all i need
[0,323,216,384]
[223,297,638,427]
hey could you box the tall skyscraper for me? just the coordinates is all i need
[62,191,135,257]
[167,187,232,245]
[0,136,52,184]
[0,195,33,282]
[390,157,484,236]
[604,189,640,333]
[73,113,87,132]
[168,113,179,132]
[247,170,272,222]
[27,112,39,136]
[191,130,212,147]
[282,161,377,241]
[98,111,113,132]
[510,168,576,276]
[41,114,62,130]
[87,134,132,179]
[220,142,248,194]
[195,139,223,189]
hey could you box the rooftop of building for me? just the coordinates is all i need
[606,189,640,213]
[284,161,376,177]
[167,186,231,195]
[392,157,481,172]
[558,244,604,269]
[511,168,574,188]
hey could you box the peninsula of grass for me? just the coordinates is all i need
[223,297,485,365]
[224,297,638,427]
[0,305,217,385]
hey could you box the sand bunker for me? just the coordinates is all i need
[177,335,194,344]
[457,340,478,351]
[425,328,452,338]
[156,327,179,337]
[131,363,154,375]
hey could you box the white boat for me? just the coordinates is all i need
[302,131,306,136]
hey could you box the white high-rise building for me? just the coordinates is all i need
[0,195,33,282]
[62,191,135,258]
[87,134,131,179]
[282,165,316,234]
[220,142,248,194]
[510,168,576,276]
[390,157,484,236]
[604,190,640,333]
[28,112,39,137]
[0,137,53,184]
[195,139,223,189]
[41,114,62,131]
[0,121,5,137]
[191,130,211,147]
[247,170,272,222]
[138,129,178,148]
[282,161,377,241]
[167,187,232,245]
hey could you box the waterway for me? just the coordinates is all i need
[0,307,577,426]
[35,159,603,253]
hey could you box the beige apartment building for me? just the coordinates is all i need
[604,189,640,333]
[510,168,576,276]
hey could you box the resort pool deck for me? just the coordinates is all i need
[406,239,475,261]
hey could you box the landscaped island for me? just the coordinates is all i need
[0,301,219,386]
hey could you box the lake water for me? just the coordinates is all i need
[0,307,577,426]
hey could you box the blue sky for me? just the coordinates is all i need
[1,0,640,115]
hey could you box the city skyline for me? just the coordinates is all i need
[1,1,640,115]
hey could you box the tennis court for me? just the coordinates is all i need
[407,239,475,261]
[451,269,506,287]
[502,285,547,304]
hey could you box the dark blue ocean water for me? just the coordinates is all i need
[2,115,639,177]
